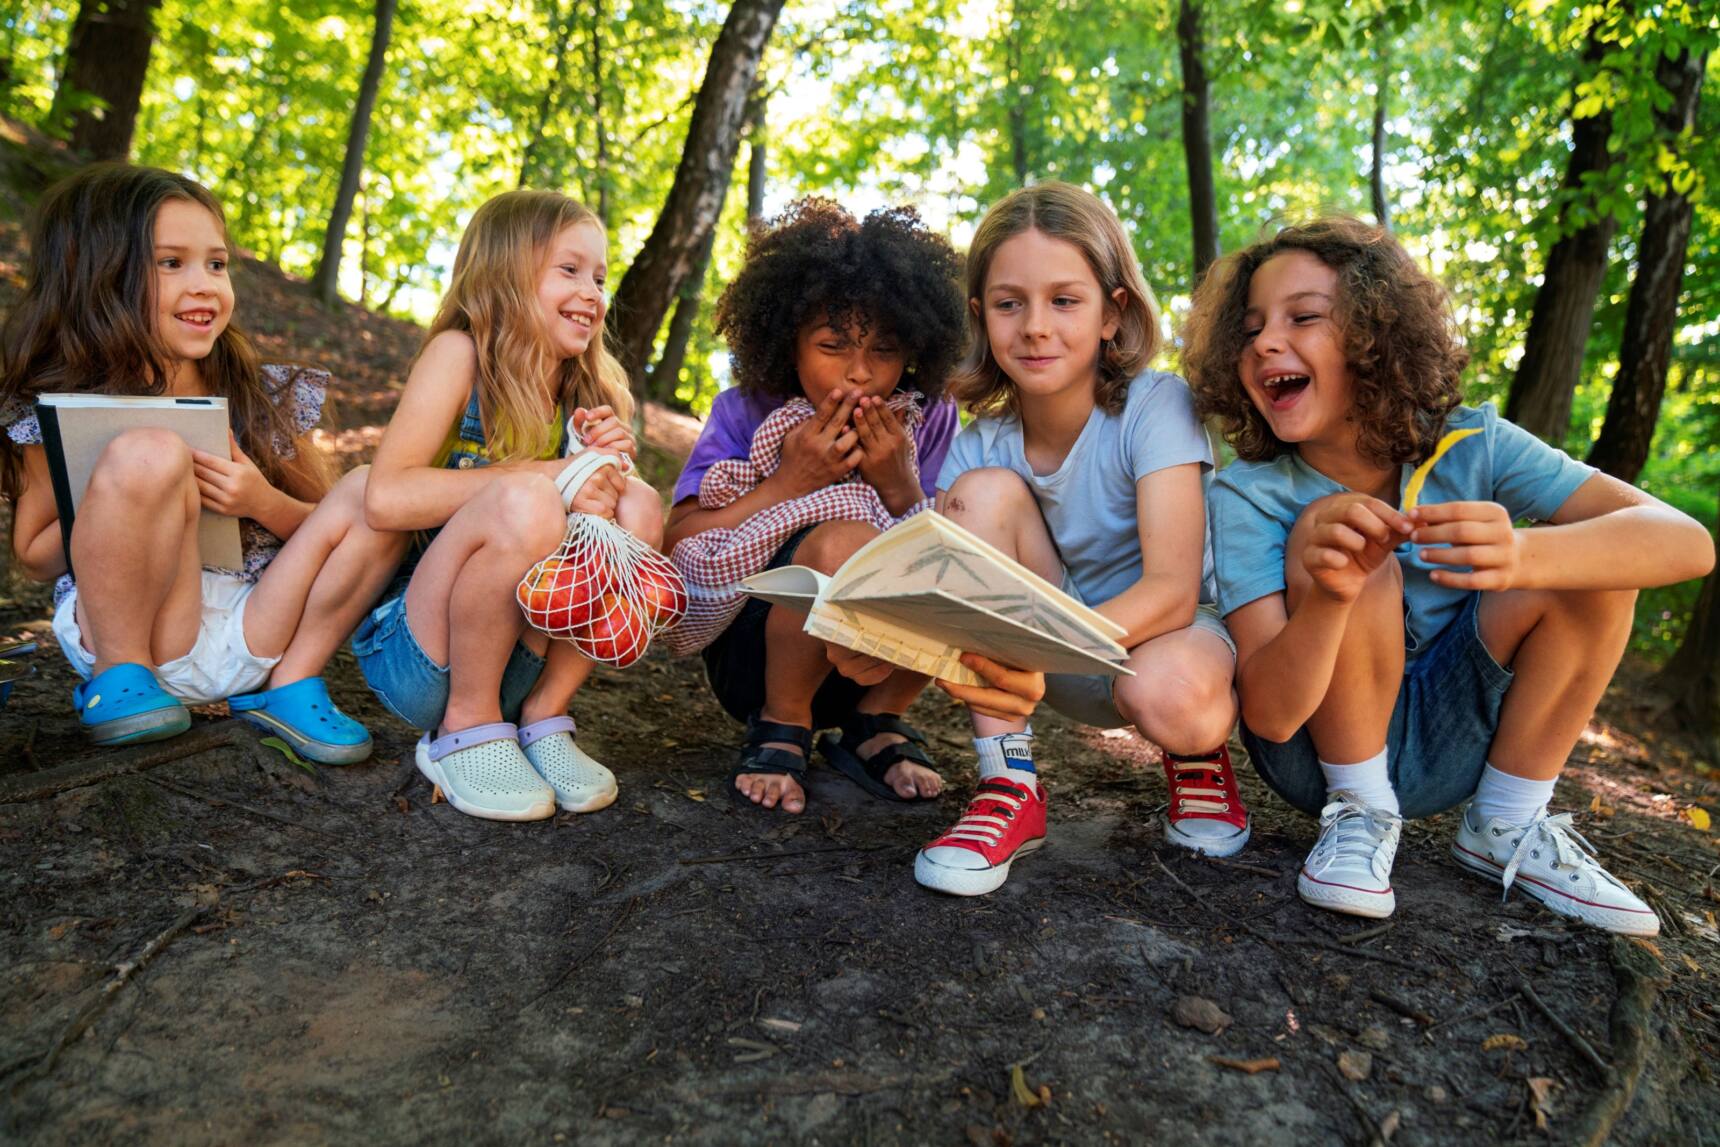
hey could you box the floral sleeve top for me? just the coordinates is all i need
[1,364,328,607]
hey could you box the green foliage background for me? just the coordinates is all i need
[2,0,1715,656]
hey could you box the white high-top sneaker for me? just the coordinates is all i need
[1297,792,1402,918]
[1452,805,1659,936]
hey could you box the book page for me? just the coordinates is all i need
[804,601,984,686]
[737,566,829,611]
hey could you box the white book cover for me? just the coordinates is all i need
[742,511,1131,687]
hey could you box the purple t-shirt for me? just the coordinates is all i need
[673,388,959,504]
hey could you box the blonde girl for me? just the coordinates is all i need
[917,182,1245,896]
[357,190,662,822]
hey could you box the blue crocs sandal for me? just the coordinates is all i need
[73,663,190,746]
[229,676,373,765]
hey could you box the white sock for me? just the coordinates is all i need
[975,728,1038,793]
[1470,764,1555,826]
[1318,747,1399,815]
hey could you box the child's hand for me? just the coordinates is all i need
[572,405,636,459]
[825,643,895,687]
[935,652,1044,720]
[852,397,919,506]
[193,431,276,519]
[1410,501,1522,591]
[569,464,627,519]
[1302,494,1413,604]
[776,388,862,496]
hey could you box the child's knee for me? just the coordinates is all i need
[91,427,191,495]
[484,472,565,552]
[619,477,664,546]
[1550,587,1637,638]
[1117,673,1234,752]
[944,467,1033,515]
[796,521,880,573]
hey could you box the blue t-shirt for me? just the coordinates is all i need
[1208,402,1596,660]
[935,369,1216,607]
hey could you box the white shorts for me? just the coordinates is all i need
[53,569,280,705]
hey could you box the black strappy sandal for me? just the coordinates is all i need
[817,713,940,803]
[729,713,813,809]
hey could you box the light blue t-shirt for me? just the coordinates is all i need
[935,369,1216,607]
[1208,402,1596,660]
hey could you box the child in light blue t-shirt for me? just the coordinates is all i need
[912,183,1251,901]
[1184,216,1714,936]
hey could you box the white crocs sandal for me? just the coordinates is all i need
[417,723,556,822]
[519,716,617,813]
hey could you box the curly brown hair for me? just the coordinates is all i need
[713,198,964,401]
[1183,217,1467,467]
[951,182,1161,418]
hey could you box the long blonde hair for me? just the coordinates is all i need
[950,181,1162,418]
[423,190,632,463]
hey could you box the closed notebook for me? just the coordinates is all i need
[741,510,1132,687]
[35,394,243,572]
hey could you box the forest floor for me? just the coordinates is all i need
[1,122,1718,1145]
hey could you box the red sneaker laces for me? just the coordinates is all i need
[932,780,1026,849]
[1165,751,1236,819]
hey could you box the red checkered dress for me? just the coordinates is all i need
[667,393,931,655]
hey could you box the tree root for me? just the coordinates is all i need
[1572,937,1668,1147]
[5,906,208,1086]
[0,722,251,803]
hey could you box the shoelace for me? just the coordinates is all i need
[1497,810,1616,902]
[935,782,1026,849]
[1165,752,1232,816]
[1308,796,1400,877]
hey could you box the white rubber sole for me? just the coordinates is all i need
[1164,815,1252,858]
[914,837,1044,897]
[552,782,618,815]
[1297,871,1395,918]
[1450,845,1660,937]
[415,741,556,823]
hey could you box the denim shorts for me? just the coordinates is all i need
[1242,591,1512,819]
[352,583,547,732]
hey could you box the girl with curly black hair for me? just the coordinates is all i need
[1184,216,1712,934]
[663,199,966,816]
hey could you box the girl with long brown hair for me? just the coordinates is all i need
[356,189,662,823]
[0,163,402,758]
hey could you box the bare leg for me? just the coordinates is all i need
[70,429,204,675]
[1283,495,1404,764]
[940,468,1066,738]
[1113,627,1237,755]
[1478,587,1636,780]
[402,473,567,735]
[518,638,597,726]
[244,466,411,682]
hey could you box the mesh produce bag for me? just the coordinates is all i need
[516,456,687,667]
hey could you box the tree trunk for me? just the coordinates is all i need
[52,0,163,160]
[1371,51,1390,231]
[746,109,767,223]
[607,0,787,399]
[647,225,716,412]
[1006,6,1029,185]
[1505,33,1618,443]
[1176,0,1219,280]
[309,0,398,308]
[519,0,574,189]
[1657,554,1718,756]
[1586,49,1706,484]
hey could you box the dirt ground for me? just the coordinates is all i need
[2,120,1719,1144]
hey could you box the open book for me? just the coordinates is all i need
[741,511,1131,687]
[35,394,243,572]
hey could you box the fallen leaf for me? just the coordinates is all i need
[1010,1064,1044,1108]
[758,1018,802,1033]
[1209,1056,1280,1074]
[393,795,410,814]
[259,736,313,771]
[1589,794,1615,817]
[1527,1077,1557,1131]
[431,785,446,805]
[685,789,706,802]
[1171,995,1233,1034]
[47,920,74,941]
[1482,1033,1528,1052]
[1337,1049,1372,1081]
[1357,1026,1390,1051]
[1632,937,1664,961]
[1685,807,1711,832]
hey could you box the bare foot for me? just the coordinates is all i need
[853,729,943,800]
[736,717,808,813]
